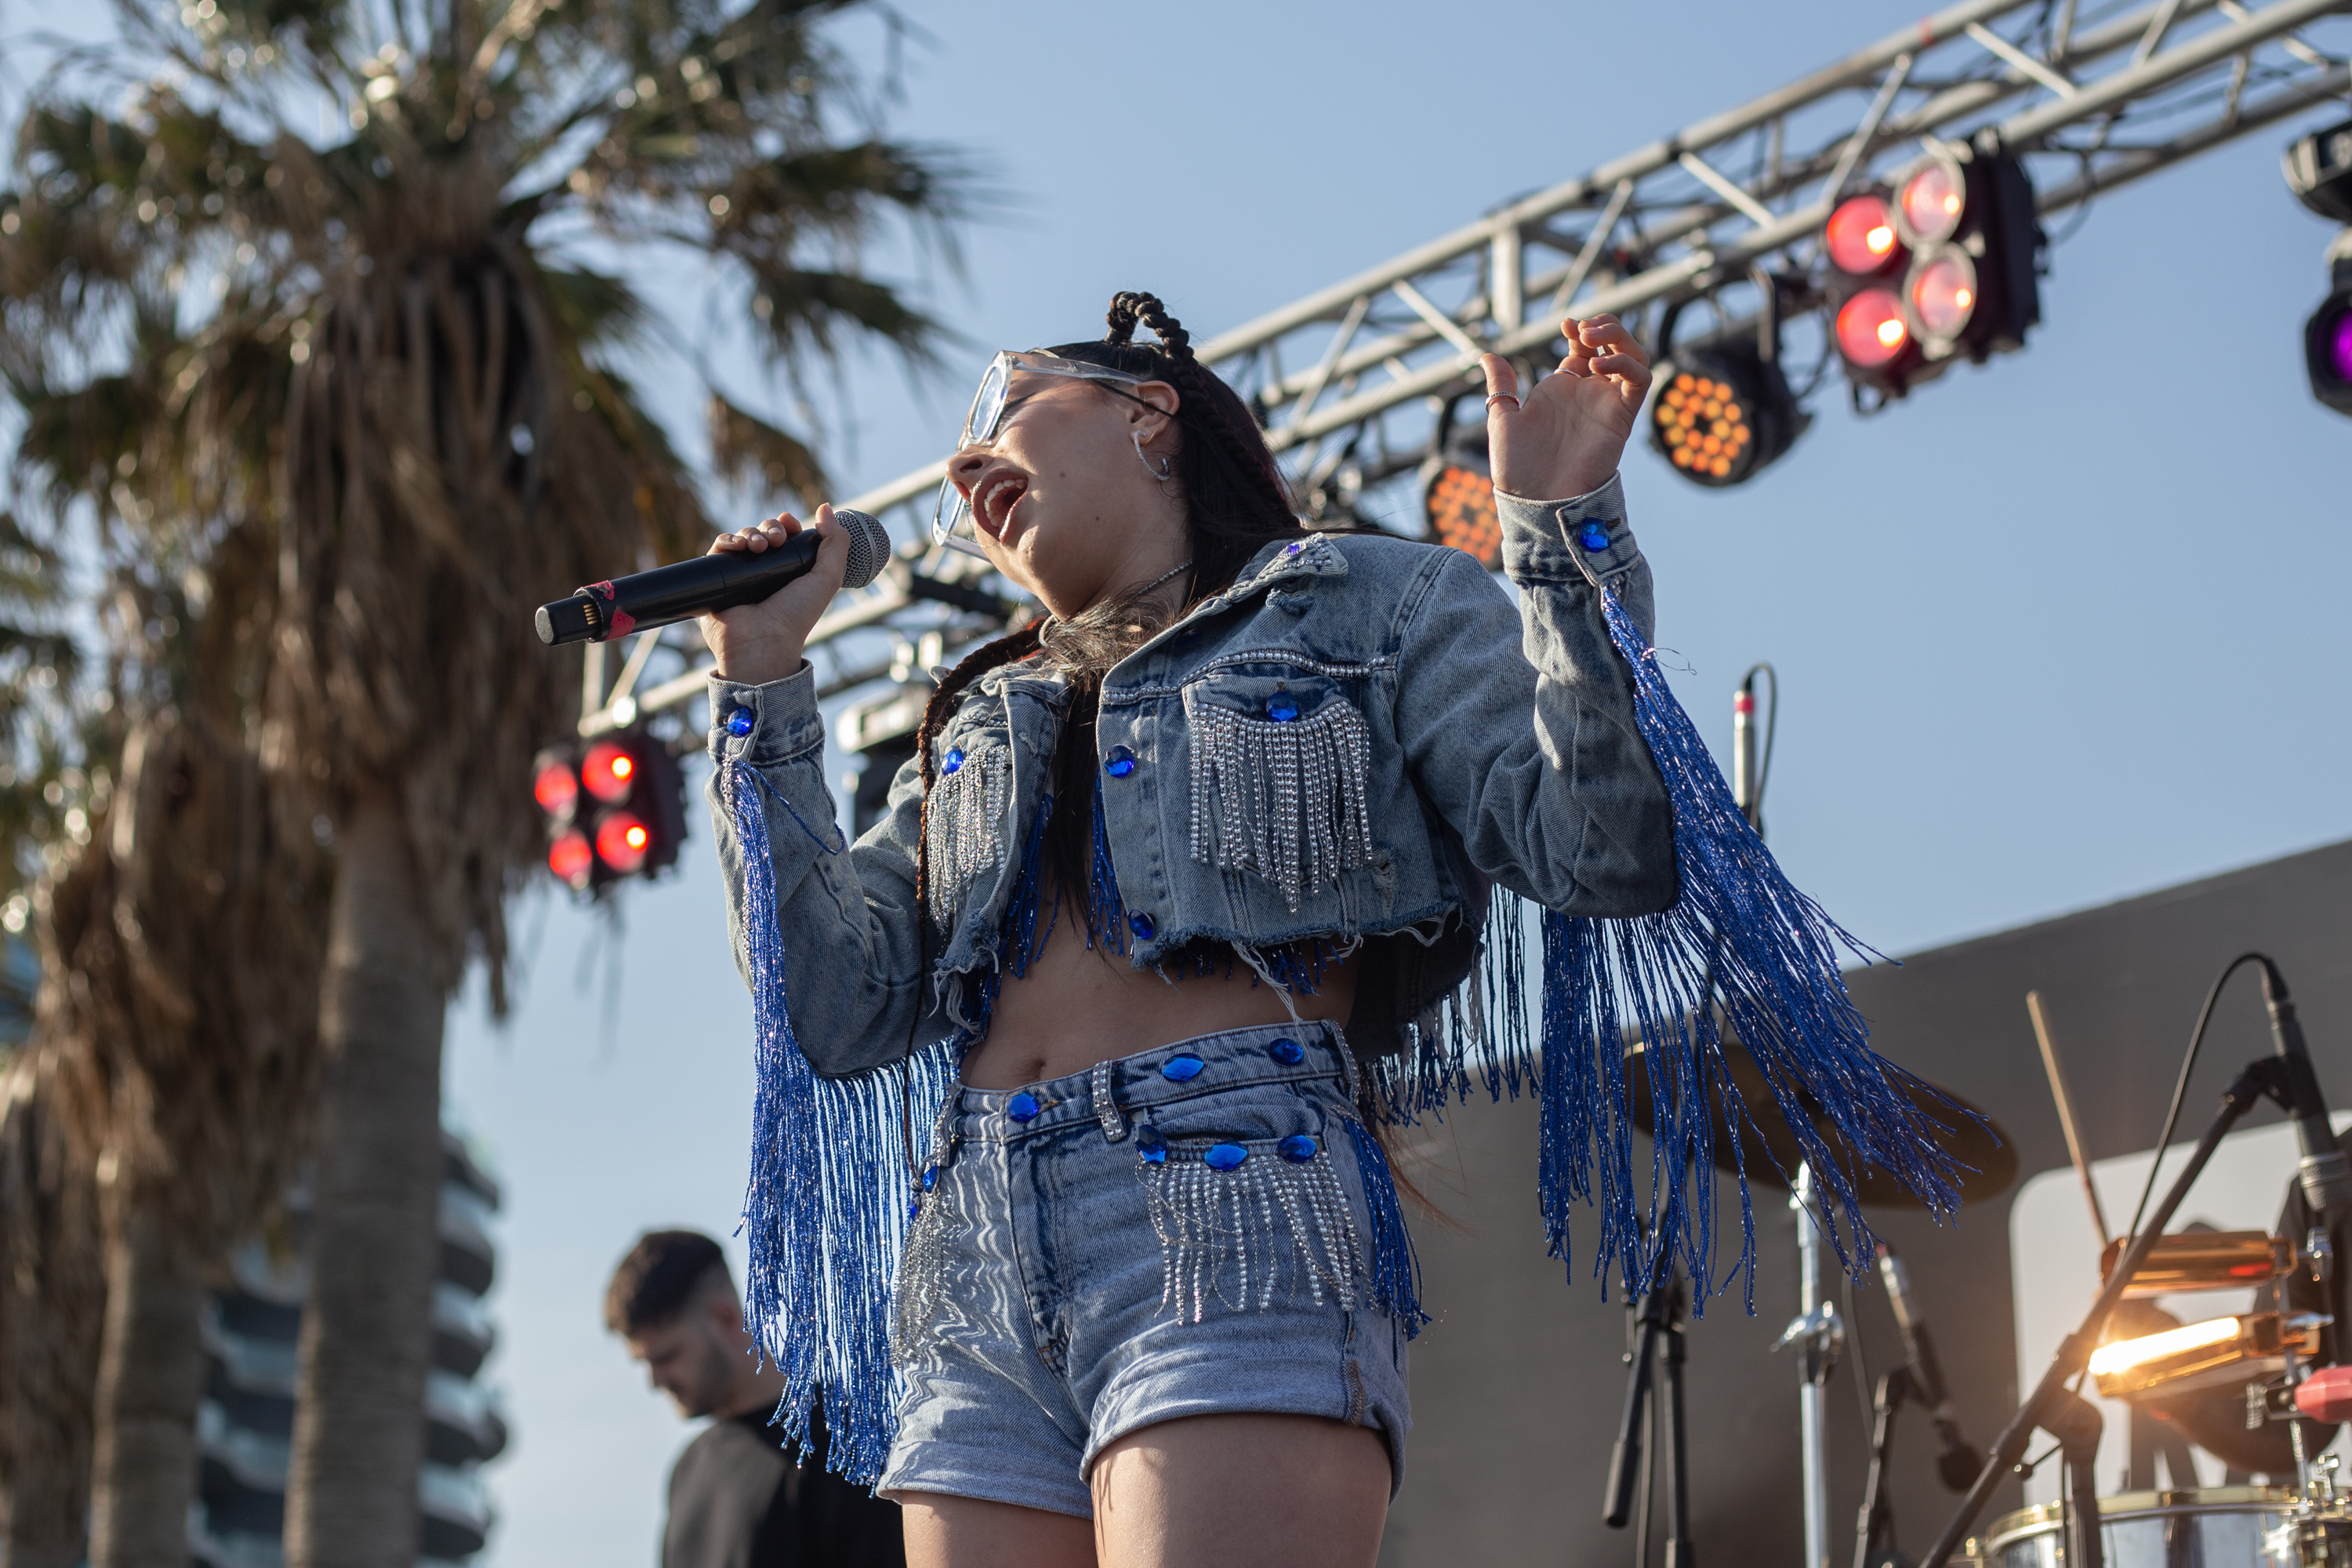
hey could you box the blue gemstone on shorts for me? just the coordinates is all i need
[1204,1143,1249,1171]
[942,746,964,775]
[1105,746,1137,779]
[1267,696,1299,722]
[1278,1134,1319,1163]
[1160,1054,1204,1083]
[1136,1127,1167,1164]
[725,706,755,736]
[1007,1092,1040,1123]
[1284,541,1304,555]
[908,1199,921,1218]
[1577,521,1613,552]
[1130,912,1155,941]
[1269,1036,1305,1065]
[922,1166,938,1190]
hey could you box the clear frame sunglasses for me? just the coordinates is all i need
[929,350,1164,557]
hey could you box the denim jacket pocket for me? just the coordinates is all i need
[1180,670,1376,916]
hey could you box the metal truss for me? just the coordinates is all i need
[583,0,2350,746]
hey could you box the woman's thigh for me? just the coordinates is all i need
[1090,1413,1390,1568]
[899,1492,1097,1568]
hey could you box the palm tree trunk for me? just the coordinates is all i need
[1,1072,103,1568]
[284,794,445,1567]
[86,1202,206,1568]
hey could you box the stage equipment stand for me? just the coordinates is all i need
[1605,1252,1695,1566]
[1853,1367,1911,1568]
[1777,1164,1845,1568]
[1921,1055,2307,1568]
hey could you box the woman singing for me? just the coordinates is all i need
[699,292,1955,1568]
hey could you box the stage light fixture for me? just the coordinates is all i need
[1827,145,2041,397]
[547,829,593,889]
[2097,1229,2296,1298]
[1825,193,1904,278]
[1648,286,1810,488]
[2302,241,2352,417]
[1421,423,1502,568]
[2089,1311,2321,1402]
[529,731,684,892]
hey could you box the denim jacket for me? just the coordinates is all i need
[707,473,1676,1078]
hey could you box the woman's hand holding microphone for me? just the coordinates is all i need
[698,504,853,688]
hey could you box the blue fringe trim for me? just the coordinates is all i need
[1087,781,1127,955]
[728,760,958,1485]
[966,791,1054,1037]
[1341,1116,1428,1337]
[1540,589,1965,1310]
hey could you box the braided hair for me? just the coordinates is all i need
[909,292,1308,952]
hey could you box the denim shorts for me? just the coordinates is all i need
[876,1020,1414,1519]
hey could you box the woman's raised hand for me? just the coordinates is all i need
[1478,314,1653,503]
[696,503,851,688]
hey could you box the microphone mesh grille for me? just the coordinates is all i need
[835,509,891,590]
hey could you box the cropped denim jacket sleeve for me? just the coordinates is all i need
[707,472,1675,1078]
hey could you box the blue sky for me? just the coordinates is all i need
[9,0,2350,1559]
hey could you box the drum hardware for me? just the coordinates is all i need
[1979,1486,2314,1568]
[2098,1231,2300,1298]
[1922,1051,2318,1568]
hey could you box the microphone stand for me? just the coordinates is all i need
[1605,1252,1694,1568]
[1853,1369,1911,1568]
[1920,1054,2301,1568]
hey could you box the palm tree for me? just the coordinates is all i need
[2,0,964,1556]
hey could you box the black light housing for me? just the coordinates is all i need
[2306,247,2352,417]
[1649,282,1810,487]
[531,730,684,892]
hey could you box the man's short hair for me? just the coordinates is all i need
[605,1229,732,1336]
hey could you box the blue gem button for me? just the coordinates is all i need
[1130,911,1156,941]
[922,1165,939,1190]
[1204,1143,1249,1171]
[908,1198,922,1218]
[1284,540,1304,555]
[1266,695,1300,722]
[1268,1036,1305,1065]
[1105,746,1137,779]
[725,706,755,736]
[1278,1134,1319,1163]
[1007,1092,1040,1123]
[942,746,964,775]
[1136,1127,1167,1164]
[1160,1054,1205,1083]
[1577,521,1613,552]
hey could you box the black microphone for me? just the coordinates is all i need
[534,508,892,646]
[1876,1243,1980,1493]
[2261,960,2352,1220]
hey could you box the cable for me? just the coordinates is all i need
[1742,662,1779,816]
[2121,951,2273,1246]
[1842,1263,1876,1432]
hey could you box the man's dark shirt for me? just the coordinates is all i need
[662,1402,905,1568]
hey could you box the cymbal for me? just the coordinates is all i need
[1623,1023,2017,1210]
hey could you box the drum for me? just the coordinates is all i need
[1983,1486,2315,1567]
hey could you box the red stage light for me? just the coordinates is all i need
[1835,290,1909,368]
[1825,194,1901,277]
[581,740,636,804]
[1909,250,1977,347]
[596,811,652,873]
[548,829,593,887]
[533,759,579,818]
[1897,158,1965,248]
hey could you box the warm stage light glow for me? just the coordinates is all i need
[2089,1310,2321,1400]
[2332,307,2352,382]
[1910,251,1978,344]
[597,811,652,873]
[1899,159,1965,247]
[533,759,578,818]
[581,740,636,804]
[1836,290,1909,368]
[1425,463,1501,568]
[1826,194,1903,277]
[1652,372,1754,481]
[548,829,593,887]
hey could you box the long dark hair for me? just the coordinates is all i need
[911,292,1307,938]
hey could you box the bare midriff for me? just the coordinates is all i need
[959,929,1359,1091]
